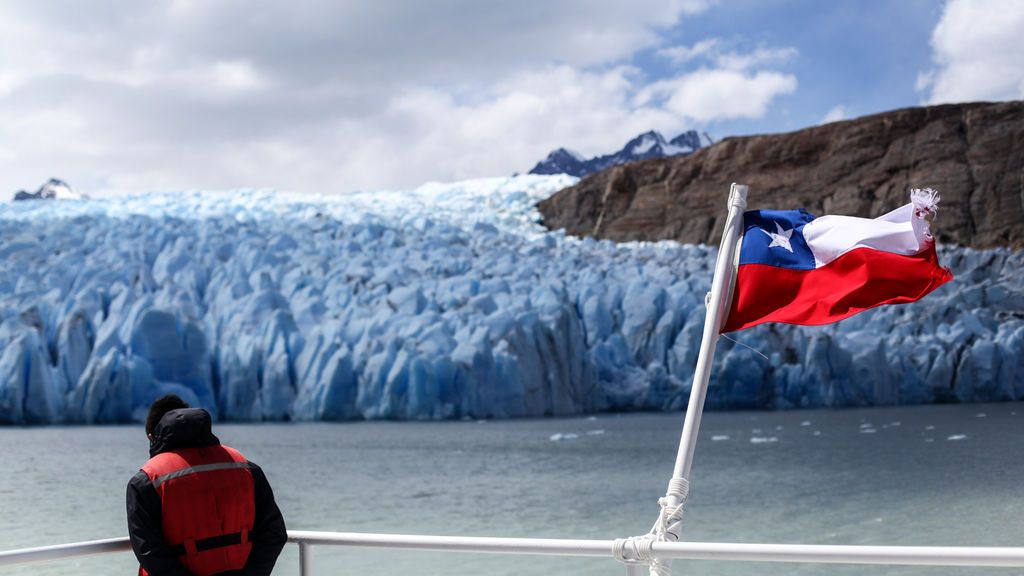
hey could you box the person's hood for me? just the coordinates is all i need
[149,408,220,457]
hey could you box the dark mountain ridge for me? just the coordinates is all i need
[13,178,84,201]
[528,129,711,178]
[538,101,1024,249]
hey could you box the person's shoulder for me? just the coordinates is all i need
[216,444,271,480]
[245,459,266,474]
[127,469,150,492]
[244,460,275,490]
[218,443,250,461]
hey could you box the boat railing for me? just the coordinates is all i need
[3,531,1024,575]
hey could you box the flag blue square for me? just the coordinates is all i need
[738,209,818,270]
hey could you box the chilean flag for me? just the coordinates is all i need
[722,189,954,333]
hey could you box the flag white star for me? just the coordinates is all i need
[760,221,794,252]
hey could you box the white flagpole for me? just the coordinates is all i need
[670,182,747,500]
[634,183,747,576]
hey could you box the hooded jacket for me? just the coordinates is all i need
[127,408,287,575]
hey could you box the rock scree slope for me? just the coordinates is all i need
[538,101,1024,249]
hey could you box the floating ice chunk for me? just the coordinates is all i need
[800,421,812,426]
[549,433,579,441]
[711,435,730,441]
[947,434,968,441]
[859,428,877,434]
[750,437,778,444]
[586,429,605,436]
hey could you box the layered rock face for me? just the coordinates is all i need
[539,101,1024,249]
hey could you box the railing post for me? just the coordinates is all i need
[626,563,646,576]
[299,541,313,576]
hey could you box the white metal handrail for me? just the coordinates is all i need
[4,531,1024,574]
[0,537,131,567]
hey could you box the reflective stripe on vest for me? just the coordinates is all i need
[151,461,251,489]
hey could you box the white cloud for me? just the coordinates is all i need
[658,39,797,71]
[657,39,722,64]
[333,66,686,187]
[715,46,798,71]
[820,105,848,124]
[638,68,797,123]
[920,0,1024,103]
[650,38,798,124]
[207,61,268,93]
[0,0,799,197]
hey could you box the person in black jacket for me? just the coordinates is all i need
[127,395,287,575]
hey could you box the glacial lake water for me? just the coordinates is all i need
[1,403,1022,576]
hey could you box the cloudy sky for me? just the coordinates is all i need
[1,0,1023,198]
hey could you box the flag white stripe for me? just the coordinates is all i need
[803,202,930,268]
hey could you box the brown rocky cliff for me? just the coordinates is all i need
[538,101,1024,249]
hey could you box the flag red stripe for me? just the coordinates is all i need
[722,244,953,333]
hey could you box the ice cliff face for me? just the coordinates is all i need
[0,176,1021,424]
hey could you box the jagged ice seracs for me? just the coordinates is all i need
[0,176,1022,424]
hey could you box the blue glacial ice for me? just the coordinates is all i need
[0,175,1022,424]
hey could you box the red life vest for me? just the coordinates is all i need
[138,444,255,576]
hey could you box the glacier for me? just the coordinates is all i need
[0,175,1022,424]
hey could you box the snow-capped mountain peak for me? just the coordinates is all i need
[528,129,707,178]
[626,131,665,155]
[13,178,87,201]
[557,148,586,162]
[531,148,587,177]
